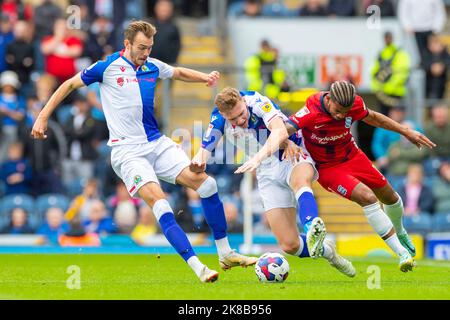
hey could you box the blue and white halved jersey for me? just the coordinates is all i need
[202,91,301,159]
[81,51,174,146]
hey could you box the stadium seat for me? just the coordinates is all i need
[402,213,433,234]
[432,213,450,232]
[66,180,84,198]
[36,194,70,219]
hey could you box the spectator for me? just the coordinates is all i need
[41,18,84,83]
[131,204,158,245]
[1,0,33,24]
[84,15,115,63]
[328,0,356,17]
[261,0,293,17]
[0,13,14,74]
[5,20,35,96]
[0,208,34,234]
[185,187,204,230]
[364,0,396,17]
[114,201,138,234]
[223,201,243,233]
[83,199,116,235]
[0,142,32,195]
[372,106,406,172]
[433,162,450,214]
[33,0,63,41]
[371,31,411,115]
[245,39,288,99]
[299,0,328,16]
[37,207,70,244]
[424,104,450,160]
[62,94,98,186]
[65,178,101,221]
[423,34,450,100]
[20,93,66,196]
[253,213,272,235]
[398,0,446,65]
[228,0,262,17]
[33,0,63,72]
[0,70,25,162]
[387,121,426,176]
[107,182,142,213]
[398,164,434,216]
[150,0,181,65]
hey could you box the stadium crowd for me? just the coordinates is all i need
[0,0,449,245]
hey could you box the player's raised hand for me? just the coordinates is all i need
[405,129,436,150]
[234,157,261,174]
[206,71,220,88]
[282,140,301,163]
[190,160,206,173]
[31,116,48,140]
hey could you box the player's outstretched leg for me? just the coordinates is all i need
[321,239,356,277]
[195,176,258,270]
[362,201,416,272]
[154,199,219,282]
[383,195,416,257]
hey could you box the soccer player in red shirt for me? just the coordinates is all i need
[238,81,436,272]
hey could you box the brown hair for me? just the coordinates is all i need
[330,81,356,108]
[215,87,242,112]
[124,20,157,43]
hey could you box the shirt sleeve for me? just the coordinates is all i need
[80,60,110,86]
[351,95,369,121]
[201,108,225,152]
[249,92,285,127]
[288,97,317,130]
[148,58,174,79]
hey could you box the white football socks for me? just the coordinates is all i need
[383,195,407,235]
[363,202,408,257]
[215,237,232,258]
[187,256,205,277]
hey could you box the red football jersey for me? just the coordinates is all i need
[288,92,369,169]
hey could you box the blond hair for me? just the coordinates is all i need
[124,20,157,43]
[214,87,242,112]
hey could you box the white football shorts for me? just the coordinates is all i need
[256,142,318,212]
[111,135,191,197]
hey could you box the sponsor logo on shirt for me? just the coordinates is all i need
[337,185,348,196]
[295,107,310,118]
[205,124,214,138]
[310,131,349,144]
[262,103,272,113]
[120,66,126,72]
[345,117,352,128]
[134,175,143,185]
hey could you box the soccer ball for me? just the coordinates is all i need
[255,252,289,283]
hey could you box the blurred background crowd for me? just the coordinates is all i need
[0,0,449,246]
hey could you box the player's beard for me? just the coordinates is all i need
[130,48,147,66]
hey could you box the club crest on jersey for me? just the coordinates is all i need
[141,65,149,72]
[134,175,142,185]
[295,107,310,118]
[345,117,352,128]
[117,77,124,87]
[337,185,347,196]
[262,103,272,113]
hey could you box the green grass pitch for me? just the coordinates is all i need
[0,254,449,300]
